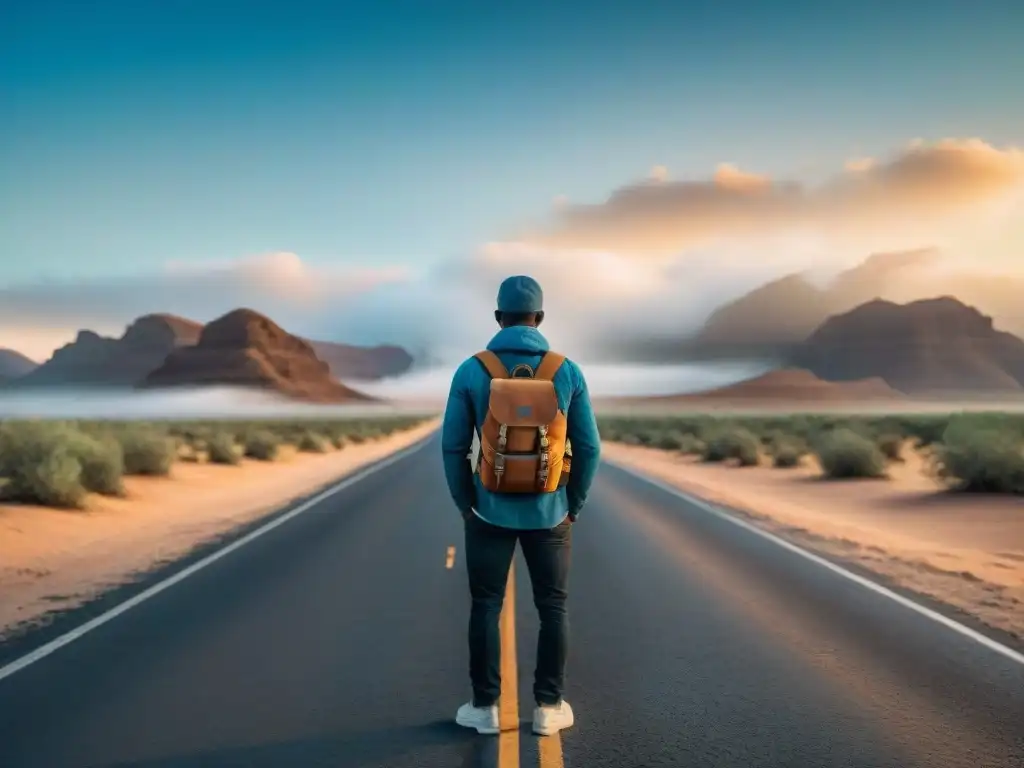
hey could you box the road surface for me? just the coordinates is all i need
[1,433,1022,767]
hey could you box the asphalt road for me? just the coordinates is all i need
[1,433,1023,767]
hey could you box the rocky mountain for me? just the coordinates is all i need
[12,315,203,388]
[140,308,372,402]
[309,341,413,381]
[6,313,414,389]
[0,349,38,381]
[790,297,1024,395]
[689,248,940,356]
[694,274,831,347]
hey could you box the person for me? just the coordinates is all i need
[441,274,601,737]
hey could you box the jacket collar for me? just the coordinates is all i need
[485,325,550,354]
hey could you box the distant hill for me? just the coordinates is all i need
[12,314,203,388]
[0,348,39,381]
[790,297,1024,395]
[141,308,372,402]
[622,368,902,405]
[689,248,940,356]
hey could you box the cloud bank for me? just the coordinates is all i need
[0,253,410,359]
[519,138,1024,258]
[3,138,1023,366]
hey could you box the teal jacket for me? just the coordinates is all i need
[441,326,602,530]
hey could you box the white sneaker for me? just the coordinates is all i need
[455,701,500,734]
[532,699,574,736]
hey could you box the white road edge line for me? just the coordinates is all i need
[0,434,434,684]
[605,458,1024,668]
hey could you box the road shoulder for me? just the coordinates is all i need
[601,442,1024,646]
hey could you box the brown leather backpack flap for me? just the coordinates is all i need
[487,378,559,427]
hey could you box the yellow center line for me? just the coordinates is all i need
[445,546,456,569]
[498,562,520,766]
[497,559,565,768]
[538,732,565,768]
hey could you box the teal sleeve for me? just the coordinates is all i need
[564,363,601,519]
[440,361,477,515]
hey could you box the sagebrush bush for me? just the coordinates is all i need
[206,433,240,465]
[771,438,806,468]
[244,431,280,461]
[815,428,887,479]
[932,419,1024,494]
[903,415,963,448]
[0,421,88,508]
[65,430,125,496]
[118,428,175,476]
[298,431,331,453]
[649,430,688,450]
[702,427,760,466]
[875,433,904,462]
[677,434,705,455]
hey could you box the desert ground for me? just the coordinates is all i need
[598,406,1024,640]
[0,417,439,639]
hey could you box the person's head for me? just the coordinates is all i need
[495,275,544,328]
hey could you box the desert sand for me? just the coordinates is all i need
[0,418,439,639]
[601,441,1024,639]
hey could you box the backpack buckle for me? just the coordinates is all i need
[537,448,549,487]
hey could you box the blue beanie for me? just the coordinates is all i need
[496,275,543,313]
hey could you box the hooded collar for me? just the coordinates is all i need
[486,325,550,354]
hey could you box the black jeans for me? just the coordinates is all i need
[464,513,572,708]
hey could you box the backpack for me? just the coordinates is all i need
[473,350,572,494]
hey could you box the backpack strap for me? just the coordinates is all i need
[474,351,509,379]
[533,352,566,381]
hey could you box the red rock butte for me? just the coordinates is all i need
[140,308,373,403]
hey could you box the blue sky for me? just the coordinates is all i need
[2,0,1023,286]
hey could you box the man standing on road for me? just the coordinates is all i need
[441,275,602,737]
